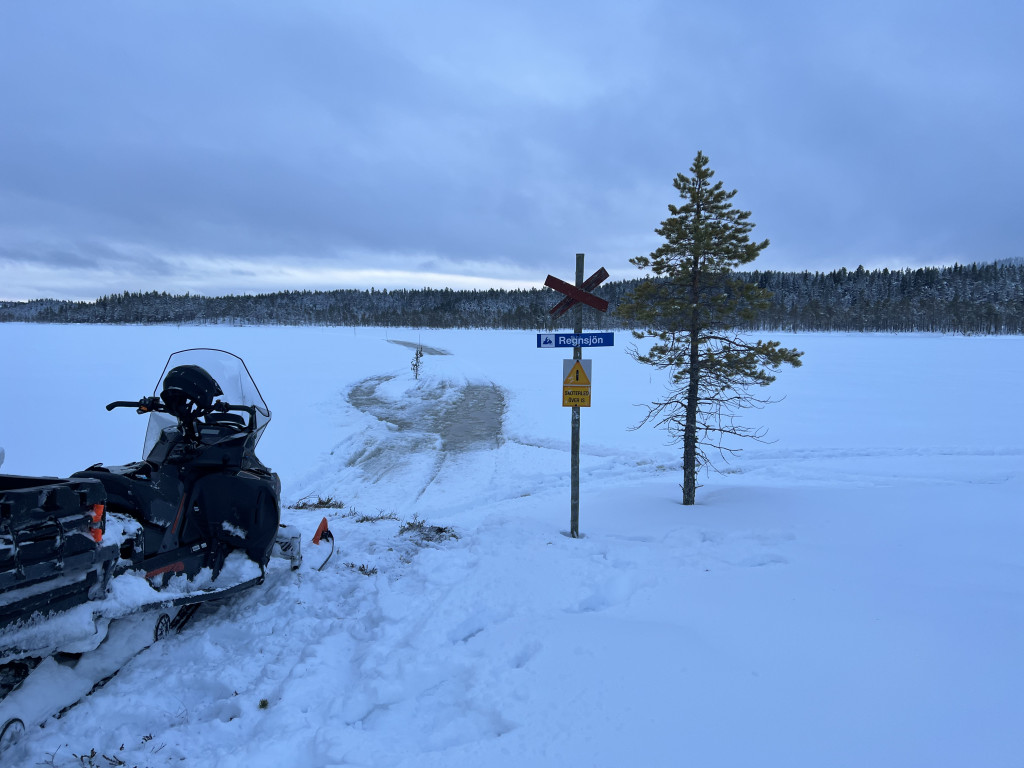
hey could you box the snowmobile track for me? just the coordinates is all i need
[346,375,505,495]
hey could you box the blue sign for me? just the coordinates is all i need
[537,333,614,349]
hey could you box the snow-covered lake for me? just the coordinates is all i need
[1,324,1022,767]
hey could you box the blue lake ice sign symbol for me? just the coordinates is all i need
[537,333,614,348]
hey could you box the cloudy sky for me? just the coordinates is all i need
[1,1,1021,301]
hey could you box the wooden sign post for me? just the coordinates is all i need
[545,254,609,538]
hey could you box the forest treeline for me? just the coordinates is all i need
[2,261,1022,334]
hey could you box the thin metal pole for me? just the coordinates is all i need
[570,253,583,538]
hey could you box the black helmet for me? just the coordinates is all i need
[161,364,222,421]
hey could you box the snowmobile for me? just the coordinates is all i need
[81,348,286,584]
[0,348,309,752]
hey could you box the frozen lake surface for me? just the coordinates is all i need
[1,324,1021,767]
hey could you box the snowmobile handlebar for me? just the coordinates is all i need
[106,397,164,413]
[105,397,257,418]
[210,401,258,417]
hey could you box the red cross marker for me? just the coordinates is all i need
[545,267,610,317]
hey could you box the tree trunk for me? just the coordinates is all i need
[681,246,703,505]
[681,323,701,505]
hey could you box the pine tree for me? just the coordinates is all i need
[619,151,803,505]
[411,345,424,380]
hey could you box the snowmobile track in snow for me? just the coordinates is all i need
[346,374,505,497]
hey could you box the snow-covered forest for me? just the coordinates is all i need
[2,261,1023,333]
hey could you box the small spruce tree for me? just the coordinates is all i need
[411,345,424,380]
[619,151,802,505]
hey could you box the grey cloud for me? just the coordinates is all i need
[1,0,1022,300]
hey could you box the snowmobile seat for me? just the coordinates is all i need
[72,466,177,528]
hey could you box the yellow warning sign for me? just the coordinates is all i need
[562,360,591,386]
[562,359,592,407]
[563,387,591,407]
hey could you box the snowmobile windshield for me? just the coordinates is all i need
[142,349,272,457]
